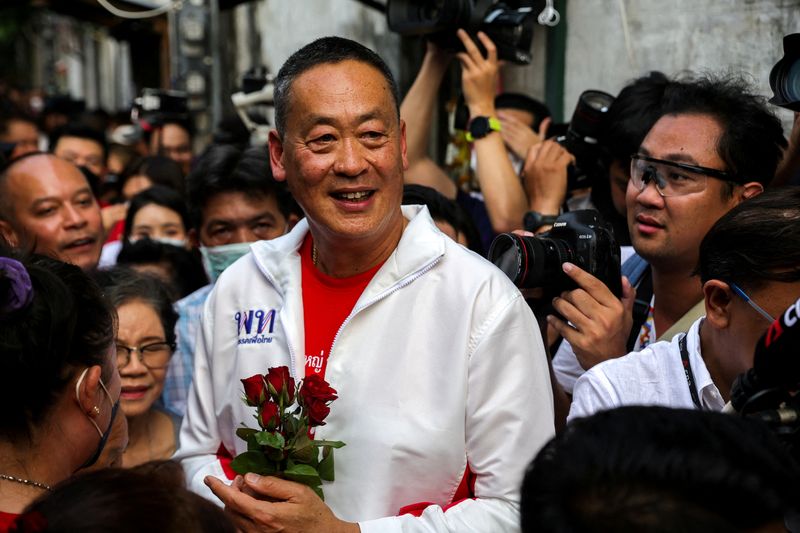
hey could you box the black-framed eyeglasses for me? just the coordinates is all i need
[630,154,740,197]
[116,341,175,370]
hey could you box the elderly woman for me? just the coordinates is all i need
[95,268,180,467]
[0,252,119,530]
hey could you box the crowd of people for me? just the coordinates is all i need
[0,23,799,533]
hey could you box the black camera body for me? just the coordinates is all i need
[769,33,800,112]
[488,209,622,298]
[131,88,190,129]
[557,90,615,191]
[387,0,536,65]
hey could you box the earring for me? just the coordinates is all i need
[92,406,100,416]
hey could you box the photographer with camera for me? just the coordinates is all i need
[568,187,800,420]
[400,30,556,248]
[550,75,786,396]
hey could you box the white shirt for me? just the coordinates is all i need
[568,317,726,422]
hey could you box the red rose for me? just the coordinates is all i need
[257,400,280,431]
[305,398,331,427]
[300,374,338,404]
[266,366,295,404]
[241,374,267,406]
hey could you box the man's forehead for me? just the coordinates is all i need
[640,113,723,163]
[203,190,281,219]
[56,136,104,154]
[7,155,88,194]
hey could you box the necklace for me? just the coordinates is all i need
[0,474,52,491]
[312,243,318,266]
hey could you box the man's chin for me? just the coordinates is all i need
[60,247,101,271]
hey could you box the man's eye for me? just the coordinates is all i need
[310,134,336,144]
[668,172,693,182]
[36,207,56,216]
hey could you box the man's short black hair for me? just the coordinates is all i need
[49,123,108,159]
[658,75,787,187]
[521,406,800,533]
[494,92,551,131]
[273,36,400,137]
[186,144,299,229]
[601,71,670,164]
[697,186,800,292]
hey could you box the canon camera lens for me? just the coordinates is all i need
[488,233,573,289]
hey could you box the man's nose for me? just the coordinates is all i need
[333,138,368,177]
[635,175,666,207]
[63,203,88,228]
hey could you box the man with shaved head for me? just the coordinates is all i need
[0,153,104,271]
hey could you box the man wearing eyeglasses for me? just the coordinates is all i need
[549,76,787,397]
[568,187,800,418]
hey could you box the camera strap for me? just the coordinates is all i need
[679,333,703,410]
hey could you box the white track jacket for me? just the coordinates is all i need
[176,205,555,533]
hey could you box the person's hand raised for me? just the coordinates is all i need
[456,29,498,116]
[522,139,573,217]
[498,112,551,161]
[206,474,360,533]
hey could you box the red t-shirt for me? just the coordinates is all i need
[300,236,383,380]
[0,511,19,533]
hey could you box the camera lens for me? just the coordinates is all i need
[580,90,614,113]
[775,59,800,104]
[488,233,573,289]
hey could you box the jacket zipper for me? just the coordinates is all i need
[328,255,443,358]
[255,265,299,380]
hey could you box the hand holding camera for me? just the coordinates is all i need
[456,29,499,117]
[548,263,636,370]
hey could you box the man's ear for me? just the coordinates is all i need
[703,279,734,330]
[268,130,287,182]
[740,181,764,201]
[75,365,104,417]
[399,118,409,171]
[0,220,20,247]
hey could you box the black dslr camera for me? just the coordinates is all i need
[131,88,190,128]
[488,209,622,298]
[769,33,800,112]
[557,90,615,191]
[387,0,537,65]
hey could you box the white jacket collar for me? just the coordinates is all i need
[249,204,446,297]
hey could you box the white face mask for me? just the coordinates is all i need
[130,236,188,249]
[200,241,254,283]
[469,150,525,178]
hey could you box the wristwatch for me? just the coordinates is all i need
[465,116,501,142]
[523,211,559,232]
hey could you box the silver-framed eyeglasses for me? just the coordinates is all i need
[730,283,775,323]
[116,341,175,369]
[630,154,739,197]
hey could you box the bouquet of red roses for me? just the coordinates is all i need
[231,366,344,500]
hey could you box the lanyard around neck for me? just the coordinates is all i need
[679,333,703,410]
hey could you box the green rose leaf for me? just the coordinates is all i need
[318,446,336,481]
[231,451,276,475]
[310,440,345,449]
[283,463,321,488]
[255,431,285,450]
[236,427,258,440]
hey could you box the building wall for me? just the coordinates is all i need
[233,0,400,84]
[564,0,800,126]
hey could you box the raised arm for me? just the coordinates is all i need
[400,42,458,199]
[457,30,529,233]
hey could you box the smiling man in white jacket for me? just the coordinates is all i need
[175,35,554,533]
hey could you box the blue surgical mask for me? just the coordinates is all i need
[75,368,119,470]
[200,242,254,282]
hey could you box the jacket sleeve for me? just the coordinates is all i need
[174,289,228,503]
[358,292,555,533]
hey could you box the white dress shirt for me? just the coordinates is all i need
[568,317,726,422]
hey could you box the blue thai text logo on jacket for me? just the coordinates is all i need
[236,309,276,345]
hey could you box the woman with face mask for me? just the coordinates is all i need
[0,251,119,531]
[94,268,180,468]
